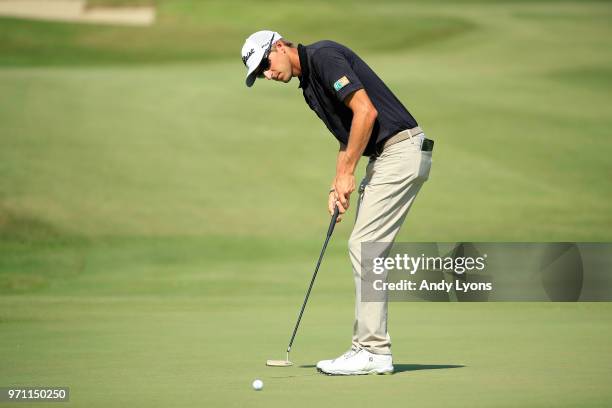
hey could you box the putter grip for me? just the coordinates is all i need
[327,206,340,237]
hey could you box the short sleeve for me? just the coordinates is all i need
[311,48,363,103]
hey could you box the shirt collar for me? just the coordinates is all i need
[297,44,310,89]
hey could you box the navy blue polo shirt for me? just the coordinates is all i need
[298,41,418,157]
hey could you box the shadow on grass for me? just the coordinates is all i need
[393,363,465,373]
[299,363,465,374]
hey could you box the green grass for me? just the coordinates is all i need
[2,297,611,407]
[0,1,475,66]
[1,0,612,407]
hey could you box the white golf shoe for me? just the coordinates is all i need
[316,346,394,375]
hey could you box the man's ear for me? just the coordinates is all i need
[275,41,286,54]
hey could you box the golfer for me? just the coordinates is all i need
[241,31,433,375]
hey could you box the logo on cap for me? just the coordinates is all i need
[242,48,255,66]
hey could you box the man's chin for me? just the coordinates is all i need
[278,72,291,83]
[272,73,291,83]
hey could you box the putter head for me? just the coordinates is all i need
[266,359,293,367]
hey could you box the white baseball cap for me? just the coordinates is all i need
[241,30,282,87]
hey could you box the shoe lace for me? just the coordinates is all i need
[342,346,361,359]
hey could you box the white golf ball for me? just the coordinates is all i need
[252,379,263,391]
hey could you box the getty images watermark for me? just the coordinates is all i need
[371,252,490,293]
[361,243,612,302]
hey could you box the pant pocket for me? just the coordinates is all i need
[416,151,432,181]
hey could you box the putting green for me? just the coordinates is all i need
[2,267,612,407]
[1,0,611,406]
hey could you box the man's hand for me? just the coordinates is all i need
[328,171,355,224]
[328,189,342,223]
[333,172,355,219]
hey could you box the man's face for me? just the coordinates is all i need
[260,45,292,83]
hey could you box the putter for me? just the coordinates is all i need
[267,206,341,367]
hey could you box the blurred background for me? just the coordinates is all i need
[1,1,611,407]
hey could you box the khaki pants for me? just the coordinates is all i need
[349,132,432,355]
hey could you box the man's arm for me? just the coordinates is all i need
[331,89,378,222]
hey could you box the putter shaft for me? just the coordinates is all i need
[286,206,340,354]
